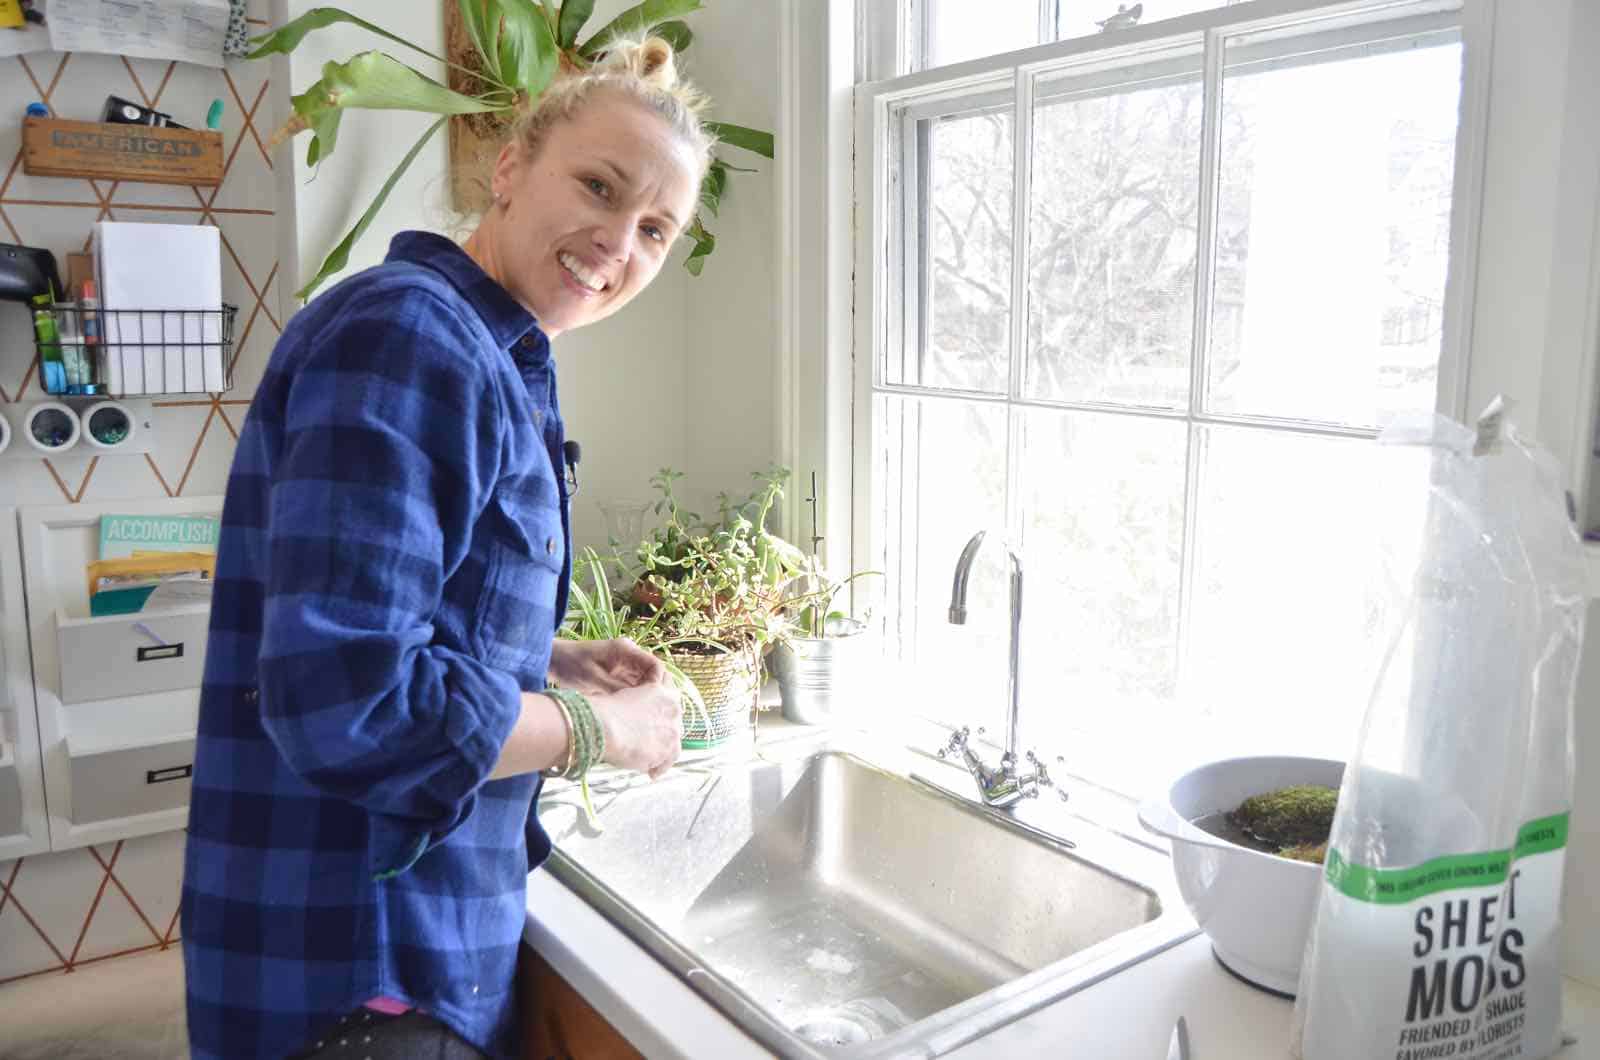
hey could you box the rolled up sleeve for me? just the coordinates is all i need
[255,291,520,877]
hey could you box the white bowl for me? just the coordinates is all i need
[1138,755,1344,996]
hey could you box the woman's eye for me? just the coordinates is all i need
[642,224,664,243]
[585,177,610,199]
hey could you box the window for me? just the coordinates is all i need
[863,2,1467,796]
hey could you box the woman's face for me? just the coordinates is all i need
[484,94,702,337]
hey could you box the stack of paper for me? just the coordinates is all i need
[87,513,220,615]
[93,221,224,394]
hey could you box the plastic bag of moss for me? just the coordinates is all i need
[1292,398,1586,1060]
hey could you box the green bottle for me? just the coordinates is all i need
[31,292,66,395]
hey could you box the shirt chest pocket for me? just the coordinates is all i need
[474,471,565,676]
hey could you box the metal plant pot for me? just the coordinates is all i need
[769,617,876,725]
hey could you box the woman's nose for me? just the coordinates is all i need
[593,218,635,262]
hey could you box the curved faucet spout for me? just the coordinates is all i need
[945,531,1042,808]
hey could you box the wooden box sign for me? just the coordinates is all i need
[22,117,224,187]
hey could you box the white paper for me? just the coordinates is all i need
[47,0,227,68]
[0,0,51,57]
[94,221,222,395]
[141,577,213,611]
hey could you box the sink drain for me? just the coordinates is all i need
[794,1014,874,1047]
[792,999,910,1047]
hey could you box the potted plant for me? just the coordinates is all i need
[564,467,810,748]
[767,556,880,725]
[249,1,775,300]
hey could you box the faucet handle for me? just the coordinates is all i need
[936,726,972,759]
[1023,750,1069,802]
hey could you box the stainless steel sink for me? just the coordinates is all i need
[536,732,1195,1058]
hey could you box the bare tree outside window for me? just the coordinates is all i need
[877,27,1464,795]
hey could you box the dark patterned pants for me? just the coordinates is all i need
[288,1009,490,1059]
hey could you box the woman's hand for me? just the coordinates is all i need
[549,637,665,694]
[591,683,682,780]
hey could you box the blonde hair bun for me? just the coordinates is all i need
[596,35,679,89]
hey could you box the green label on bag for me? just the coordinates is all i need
[1326,812,1569,905]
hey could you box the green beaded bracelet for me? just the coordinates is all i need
[546,687,604,781]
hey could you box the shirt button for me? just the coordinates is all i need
[520,336,536,349]
[244,688,258,704]
[533,410,543,426]
[545,537,558,555]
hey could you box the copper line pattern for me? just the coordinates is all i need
[0,200,275,215]
[222,67,273,168]
[65,844,123,966]
[0,858,20,916]
[257,261,282,334]
[1,860,72,970]
[88,843,167,946]
[151,61,178,110]
[162,903,181,947]
[143,454,177,497]
[41,456,100,503]
[216,404,241,440]
[232,261,282,358]
[175,404,220,495]
[120,55,154,108]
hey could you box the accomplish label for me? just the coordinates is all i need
[100,514,219,558]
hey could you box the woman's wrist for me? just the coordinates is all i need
[543,688,604,781]
[543,693,577,776]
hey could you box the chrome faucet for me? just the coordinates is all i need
[942,531,1058,808]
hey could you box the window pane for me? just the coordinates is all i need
[875,395,1010,738]
[1017,409,1187,759]
[1026,74,1202,408]
[1207,40,1463,427]
[1183,426,1431,765]
[928,0,1041,69]
[890,109,1014,393]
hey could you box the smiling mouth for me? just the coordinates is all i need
[558,251,608,293]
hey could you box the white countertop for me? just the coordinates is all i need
[522,717,1600,1059]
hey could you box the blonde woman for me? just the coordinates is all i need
[181,38,708,1060]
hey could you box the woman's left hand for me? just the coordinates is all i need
[549,638,666,695]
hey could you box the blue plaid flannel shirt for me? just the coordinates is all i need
[181,231,570,1060]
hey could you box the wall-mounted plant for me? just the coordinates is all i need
[251,1,775,300]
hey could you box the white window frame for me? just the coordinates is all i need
[848,0,1486,607]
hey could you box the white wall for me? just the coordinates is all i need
[1451,0,1600,987]
[679,4,783,518]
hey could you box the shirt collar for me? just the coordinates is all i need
[386,231,547,359]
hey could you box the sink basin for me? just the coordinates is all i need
[536,734,1195,1057]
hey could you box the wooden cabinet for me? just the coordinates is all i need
[519,945,644,1060]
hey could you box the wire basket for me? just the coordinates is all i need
[671,642,762,749]
[34,303,238,397]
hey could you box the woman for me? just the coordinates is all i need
[181,37,710,1060]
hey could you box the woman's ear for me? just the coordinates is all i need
[489,141,523,206]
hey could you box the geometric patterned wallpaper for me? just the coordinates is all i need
[0,0,277,986]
